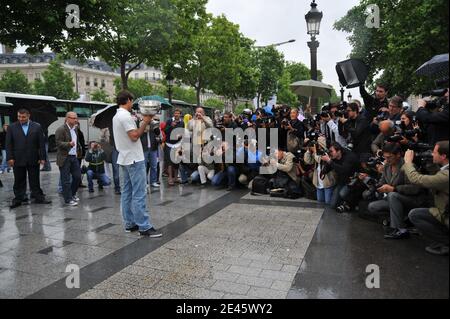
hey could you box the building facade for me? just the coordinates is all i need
[0,53,119,100]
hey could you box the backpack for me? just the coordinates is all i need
[251,175,270,195]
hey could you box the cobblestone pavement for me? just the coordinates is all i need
[78,203,323,299]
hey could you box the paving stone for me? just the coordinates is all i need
[247,287,288,299]
[281,265,299,273]
[271,280,293,291]
[210,280,251,295]
[228,265,262,277]
[235,275,273,288]
[259,270,296,282]
[211,270,240,282]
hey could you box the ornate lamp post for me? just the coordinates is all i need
[305,0,323,112]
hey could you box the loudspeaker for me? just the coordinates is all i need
[336,59,369,89]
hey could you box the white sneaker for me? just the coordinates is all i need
[72,196,80,202]
[151,183,160,188]
[65,200,78,206]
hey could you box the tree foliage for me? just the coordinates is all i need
[334,0,449,96]
[33,60,78,100]
[255,46,285,107]
[90,89,111,103]
[0,70,32,94]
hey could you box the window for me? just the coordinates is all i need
[85,77,90,86]
[135,73,139,79]
[101,79,106,88]
[94,78,98,87]
[158,73,161,80]
[153,73,156,80]
[35,73,41,80]
[145,73,149,81]
[54,102,70,117]
[73,105,93,118]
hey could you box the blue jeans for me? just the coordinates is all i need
[120,160,153,232]
[212,166,237,187]
[330,185,350,209]
[0,149,8,171]
[59,155,81,203]
[179,164,189,183]
[86,170,111,190]
[111,148,121,192]
[316,187,334,205]
[144,149,158,184]
[190,170,200,183]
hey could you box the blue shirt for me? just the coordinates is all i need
[21,121,30,136]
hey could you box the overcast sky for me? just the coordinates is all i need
[206,0,361,100]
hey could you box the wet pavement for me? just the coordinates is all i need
[0,161,448,299]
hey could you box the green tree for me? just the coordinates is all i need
[0,70,32,94]
[64,0,177,90]
[255,46,285,107]
[172,86,197,104]
[33,60,78,100]
[0,1,113,53]
[114,78,153,99]
[334,0,448,96]
[204,98,225,110]
[90,89,111,103]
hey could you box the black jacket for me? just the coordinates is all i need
[0,131,6,150]
[6,121,45,167]
[328,150,360,185]
[416,106,449,145]
[360,85,389,121]
[342,114,372,154]
[141,127,160,152]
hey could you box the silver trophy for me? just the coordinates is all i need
[138,100,161,116]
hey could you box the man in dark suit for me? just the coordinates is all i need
[6,108,51,208]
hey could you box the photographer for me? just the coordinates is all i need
[370,96,404,135]
[320,104,347,148]
[339,103,372,158]
[217,112,237,138]
[371,120,396,156]
[415,89,449,145]
[320,142,360,210]
[359,82,389,121]
[141,118,161,189]
[304,136,337,205]
[398,111,421,145]
[405,141,449,256]
[366,143,428,239]
[283,108,305,153]
[85,141,111,193]
[165,109,185,186]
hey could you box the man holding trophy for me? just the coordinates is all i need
[112,90,162,238]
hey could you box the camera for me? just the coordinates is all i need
[376,111,390,122]
[362,178,385,201]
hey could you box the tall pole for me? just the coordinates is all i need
[308,36,320,113]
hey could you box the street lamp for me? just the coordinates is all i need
[340,87,345,103]
[255,39,296,49]
[305,0,323,113]
[165,73,174,104]
[305,0,322,81]
[347,92,353,102]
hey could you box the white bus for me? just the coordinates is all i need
[0,92,109,152]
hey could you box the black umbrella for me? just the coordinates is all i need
[90,104,118,129]
[415,53,449,78]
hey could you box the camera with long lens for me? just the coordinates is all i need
[362,178,385,201]
[422,88,448,110]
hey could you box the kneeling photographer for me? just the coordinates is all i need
[304,136,337,205]
[320,142,360,211]
[404,141,449,256]
[366,143,429,239]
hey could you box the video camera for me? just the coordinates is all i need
[422,88,449,110]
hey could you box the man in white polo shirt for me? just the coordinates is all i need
[112,90,162,238]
